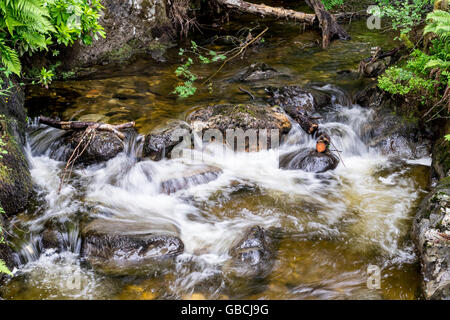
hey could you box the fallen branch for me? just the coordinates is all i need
[296,113,319,135]
[239,87,255,100]
[58,126,97,193]
[202,27,268,85]
[215,0,350,48]
[39,116,135,140]
[215,0,316,24]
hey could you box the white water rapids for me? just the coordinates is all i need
[2,86,430,299]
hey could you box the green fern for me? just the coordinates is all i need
[0,38,21,75]
[0,259,12,276]
[0,0,104,76]
[424,10,450,39]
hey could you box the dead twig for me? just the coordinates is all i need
[201,27,269,85]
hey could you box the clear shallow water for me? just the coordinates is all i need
[1,20,431,300]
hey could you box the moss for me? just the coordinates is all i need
[212,104,266,119]
[0,116,32,215]
[106,39,146,63]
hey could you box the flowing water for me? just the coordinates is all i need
[0,20,431,300]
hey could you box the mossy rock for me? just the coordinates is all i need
[187,104,292,136]
[0,116,33,215]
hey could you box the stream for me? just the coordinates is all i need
[0,20,431,300]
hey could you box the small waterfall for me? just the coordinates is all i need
[3,85,428,299]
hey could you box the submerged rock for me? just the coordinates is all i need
[81,219,184,275]
[160,165,222,194]
[280,148,339,173]
[231,63,285,82]
[229,226,275,278]
[266,86,316,114]
[412,177,450,300]
[143,120,191,161]
[187,104,291,149]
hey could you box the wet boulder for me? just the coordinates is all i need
[0,117,32,215]
[187,104,291,149]
[143,120,191,161]
[229,226,275,279]
[356,85,432,159]
[280,149,339,173]
[65,129,125,165]
[82,219,184,276]
[363,109,431,159]
[231,63,285,82]
[266,85,316,114]
[160,165,222,194]
[412,177,450,300]
[40,229,66,252]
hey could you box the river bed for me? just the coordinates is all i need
[0,20,431,300]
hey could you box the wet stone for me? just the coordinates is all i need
[143,120,191,161]
[82,219,184,276]
[228,226,275,279]
[160,165,223,194]
[231,63,285,82]
[280,148,339,173]
[66,130,125,165]
[266,86,316,114]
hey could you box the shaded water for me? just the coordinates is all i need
[1,21,431,300]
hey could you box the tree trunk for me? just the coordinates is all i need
[305,0,351,48]
[215,0,316,25]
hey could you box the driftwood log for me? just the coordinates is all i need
[215,0,350,48]
[39,116,135,140]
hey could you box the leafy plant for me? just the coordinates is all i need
[38,67,54,88]
[173,41,226,98]
[424,10,450,40]
[373,0,434,36]
[445,134,450,142]
[0,206,12,276]
[321,0,344,10]
[377,4,449,108]
[0,0,105,76]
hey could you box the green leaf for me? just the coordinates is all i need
[0,259,13,276]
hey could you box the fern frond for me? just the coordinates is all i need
[424,10,450,39]
[0,259,13,276]
[0,39,21,75]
